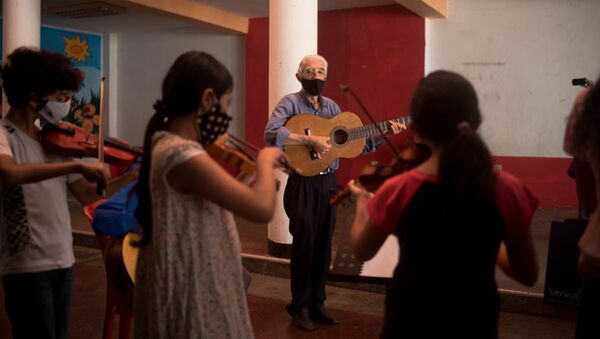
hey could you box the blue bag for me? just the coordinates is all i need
[92,181,141,236]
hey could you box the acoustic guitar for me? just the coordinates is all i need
[284,111,409,176]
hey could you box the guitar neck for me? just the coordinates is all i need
[348,116,411,140]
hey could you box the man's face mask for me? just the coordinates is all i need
[300,78,325,97]
[197,98,232,145]
[38,99,72,125]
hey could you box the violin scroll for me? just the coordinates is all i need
[572,78,594,88]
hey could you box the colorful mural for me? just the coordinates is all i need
[0,22,102,134]
[41,26,102,134]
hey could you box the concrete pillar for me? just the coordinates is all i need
[2,0,41,117]
[107,33,119,137]
[267,0,318,258]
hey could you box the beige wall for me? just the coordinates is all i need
[426,0,600,157]
[115,27,245,145]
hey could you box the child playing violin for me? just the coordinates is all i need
[0,47,136,339]
[348,71,538,338]
[132,51,287,339]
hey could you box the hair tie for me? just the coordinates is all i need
[153,99,168,122]
[456,121,471,132]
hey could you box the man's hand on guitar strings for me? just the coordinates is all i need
[387,120,407,135]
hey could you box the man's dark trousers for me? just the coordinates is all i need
[284,172,337,314]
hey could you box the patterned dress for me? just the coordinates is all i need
[133,131,254,339]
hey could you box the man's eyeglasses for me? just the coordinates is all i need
[302,68,327,77]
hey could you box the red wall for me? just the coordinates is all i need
[494,156,577,209]
[244,17,270,152]
[244,5,577,209]
[245,5,425,185]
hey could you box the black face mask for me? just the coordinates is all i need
[300,78,325,97]
[197,103,232,145]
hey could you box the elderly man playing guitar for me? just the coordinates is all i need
[264,54,404,331]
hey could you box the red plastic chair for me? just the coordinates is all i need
[84,201,132,339]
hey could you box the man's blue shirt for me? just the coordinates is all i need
[264,90,381,172]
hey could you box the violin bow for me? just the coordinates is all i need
[339,84,402,158]
[97,77,107,197]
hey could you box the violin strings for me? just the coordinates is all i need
[225,139,256,161]
[228,134,260,153]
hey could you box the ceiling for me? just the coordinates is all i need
[40,0,200,34]
[191,0,397,18]
[37,0,399,35]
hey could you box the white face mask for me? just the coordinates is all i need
[38,100,72,125]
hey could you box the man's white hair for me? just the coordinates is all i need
[296,54,328,76]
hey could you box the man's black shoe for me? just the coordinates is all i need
[285,304,297,317]
[309,305,339,325]
[292,308,316,331]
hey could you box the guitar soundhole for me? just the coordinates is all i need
[332,129,348,145]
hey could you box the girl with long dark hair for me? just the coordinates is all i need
[348,70,538,338]
[132,51,286,339]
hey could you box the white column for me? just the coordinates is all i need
[107,33,119,137]
[2,0,41,117]
[267,0,318,257]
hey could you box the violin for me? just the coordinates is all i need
[330,143,430,205]
[41,121,143,168]
[203,133,264,185]
[205,133,294,183]
[204,133,257,177]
